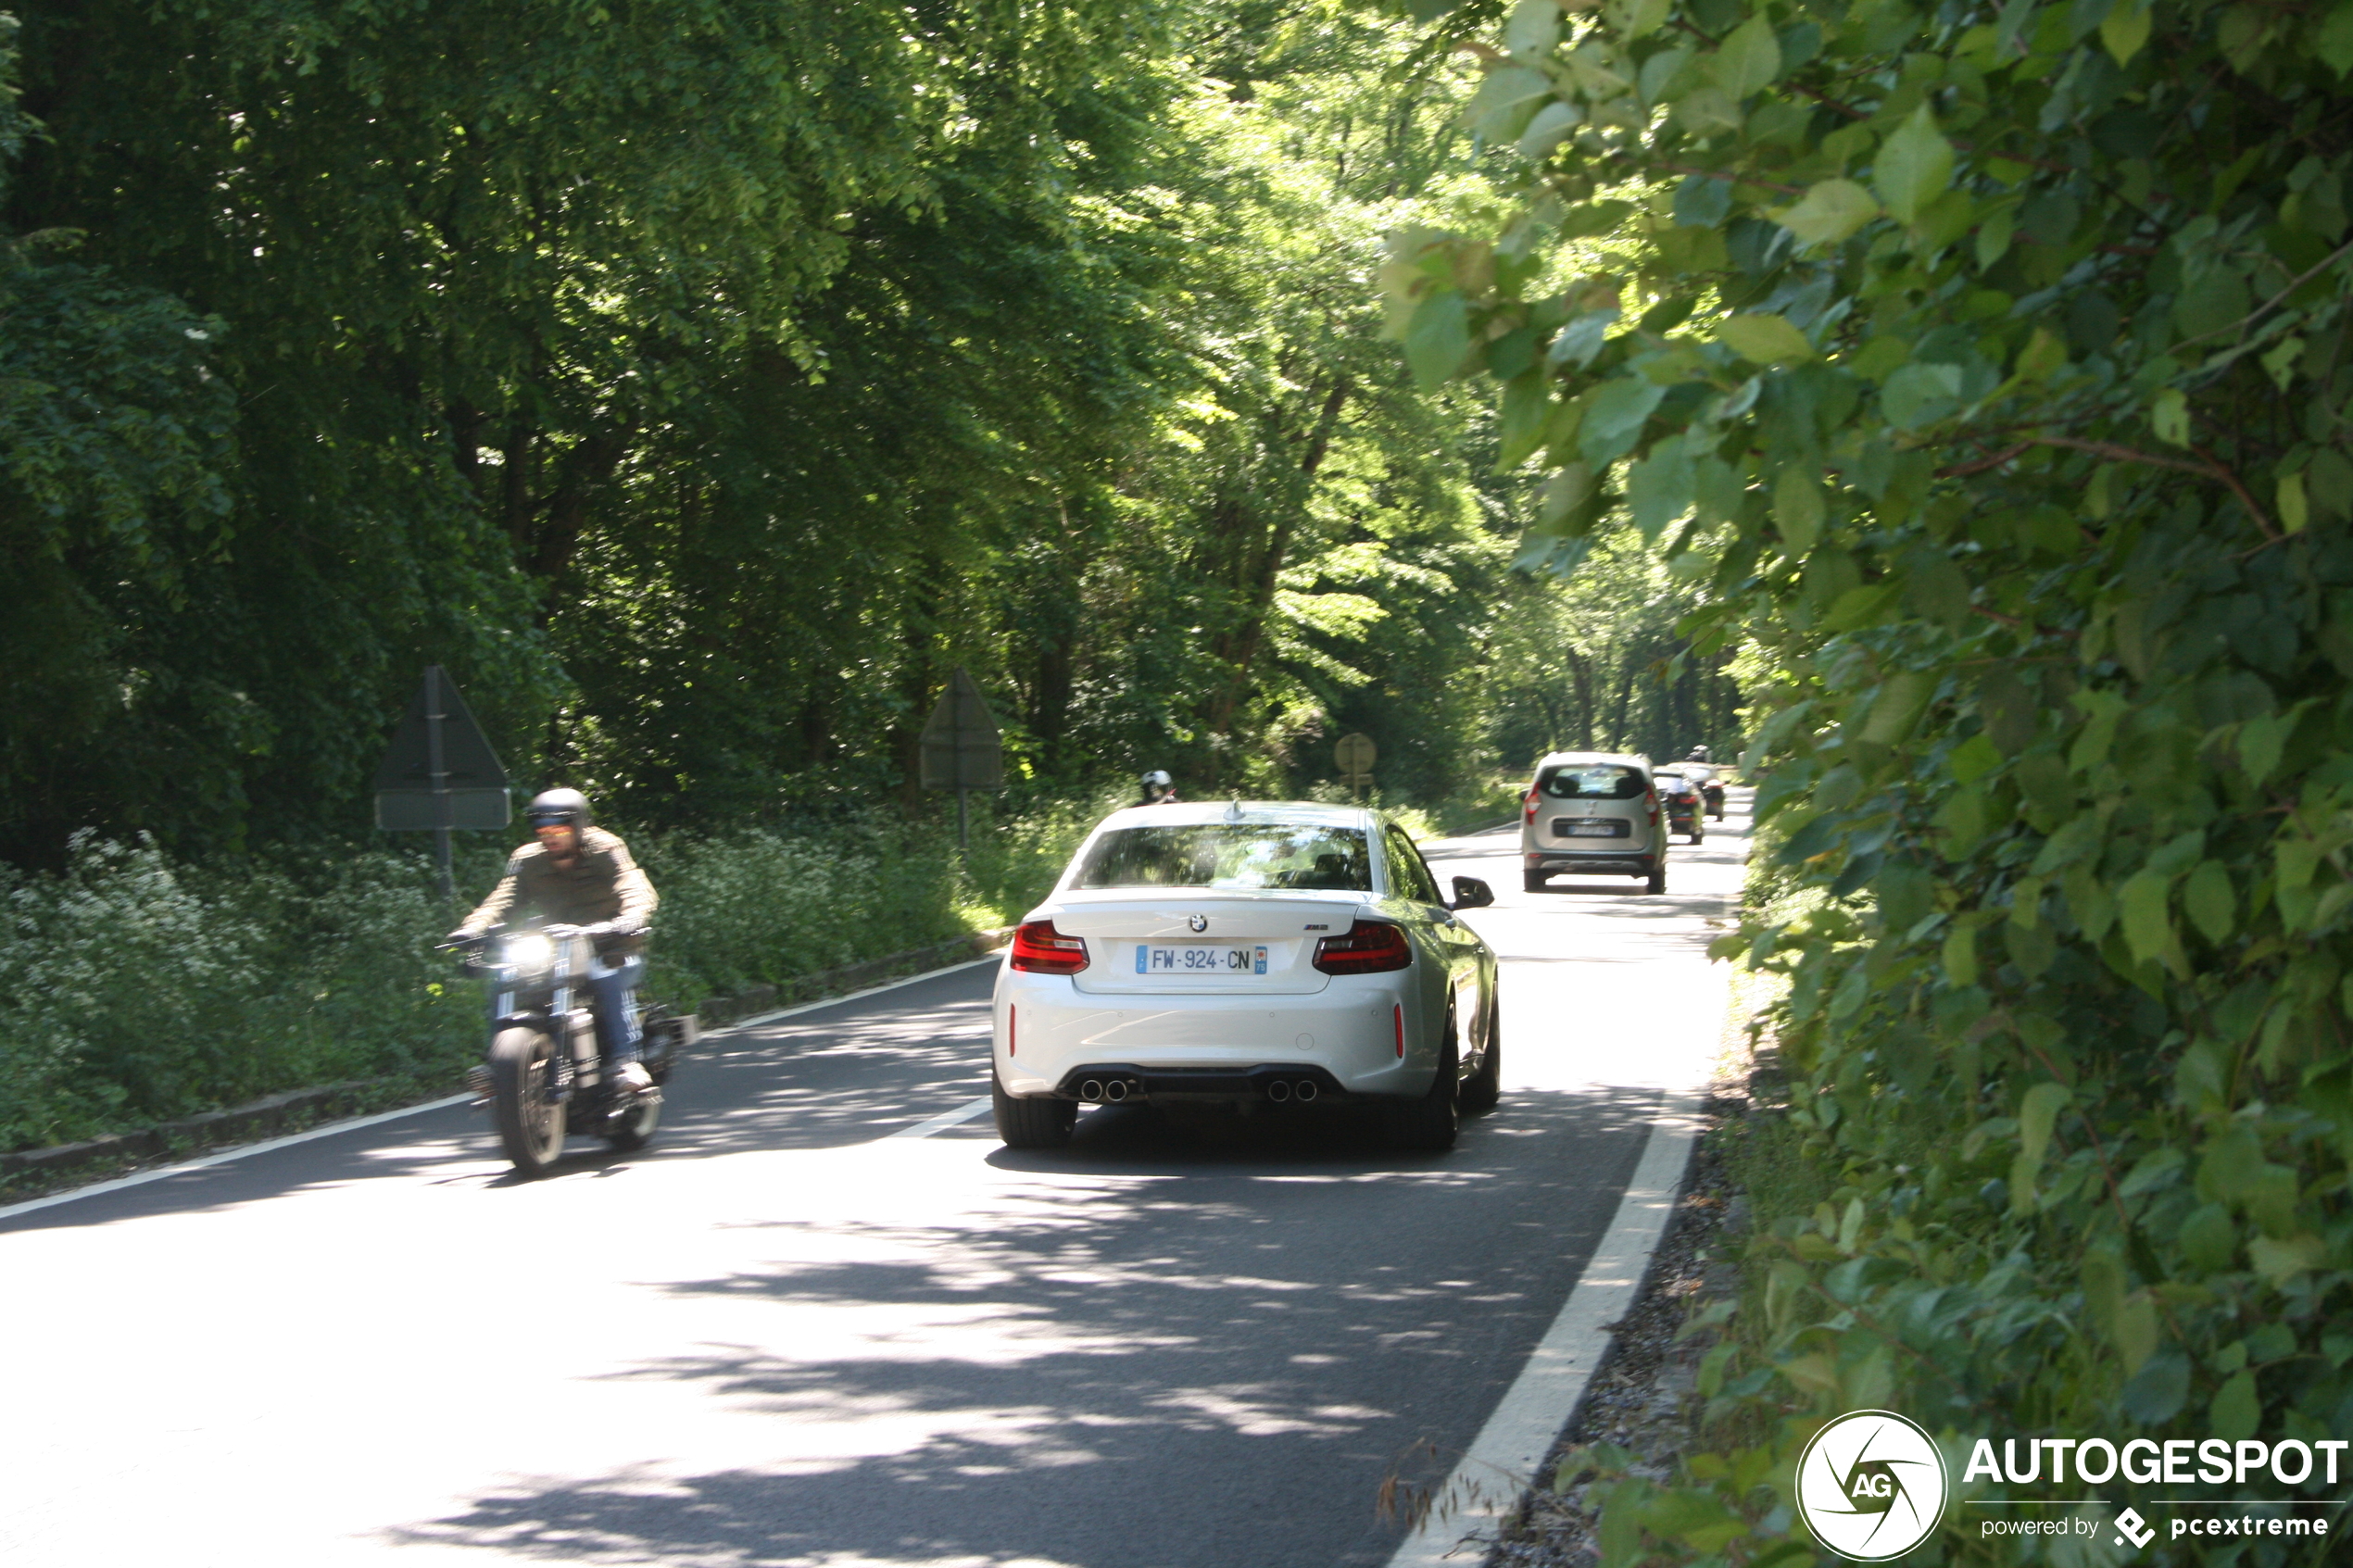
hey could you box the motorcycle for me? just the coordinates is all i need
[457,925,696,1176]
[1663,784,1705,844]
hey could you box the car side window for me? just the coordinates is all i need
[1383,825,1442,904]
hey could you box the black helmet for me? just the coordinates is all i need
[525,787,592,830]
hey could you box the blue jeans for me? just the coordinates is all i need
[587,953,647,1066]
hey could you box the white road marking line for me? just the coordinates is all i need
[1384,1087,1706,1568]
[884,1096,995,1140]
[0,1095,473,1223]
[711,953,1002,1036]
[2,951,1010,1223]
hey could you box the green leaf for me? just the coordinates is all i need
[1673,86,1744,136]
[2183,859,2236,942]
[1504,0,1563,59]
[1942,922,1978,986]
[1628,435,1696,539]
[1770,180,1880,248]
[1464,65,1555,139]
[2101,0,2153,64]
[2119,868,2176,969]
[2153,387,2191,445]
[2249,1233,2328,1283]
[1881,361,1964,428]
[1578,376,1667,465]
[2122,1348,2191,1424]
[1716,312,1815,364]
[2323,1,2353,73]
[1772,466,1824,551]
[2014,325,2067,382]
[1873,104,1956,226]
[1861,671,1934,743]
[2211,1370,2259,1439]
[1518,100,1583,160]
[2281,470,2310,533]
[1949,733,2002,784]
[1405,291,1471,389]
[1711,14,1783,98]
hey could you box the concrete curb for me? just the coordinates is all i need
[1,925,1018,1184]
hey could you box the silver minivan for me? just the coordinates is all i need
[1519,750,1666,895]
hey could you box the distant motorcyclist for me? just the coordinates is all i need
[1139,770,1180,806]
[1684,747,1725,820]
[449,787,660,1093]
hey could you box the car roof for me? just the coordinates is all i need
[1092,799,1382,831]
[1533,751,1653,771]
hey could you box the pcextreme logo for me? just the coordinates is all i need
[1795,1411,1951,1562]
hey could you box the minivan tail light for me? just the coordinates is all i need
[1313,921,1412,975]
[1523,790,1540,822]
[1010,920,1088,974]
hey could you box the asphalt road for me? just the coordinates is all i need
[0,797,1750,1568]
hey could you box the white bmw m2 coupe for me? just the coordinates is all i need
[989,801,1500,1152]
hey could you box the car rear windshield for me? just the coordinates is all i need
[1538,763,1647,800]
[1071,823,1373,891]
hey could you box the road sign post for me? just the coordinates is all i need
[374,667,510,899]
[1334,732,1378,802]
[918,668,1004,851]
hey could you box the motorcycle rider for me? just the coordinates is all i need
[449,787,660,1093]
[1139,770,1180,806]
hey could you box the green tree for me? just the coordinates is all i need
[1405,0,2353,1554]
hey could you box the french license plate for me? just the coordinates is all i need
[1137,944,1269,975]
[1557,818,1627,837]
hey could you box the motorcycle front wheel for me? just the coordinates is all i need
[490,1025,568,1176]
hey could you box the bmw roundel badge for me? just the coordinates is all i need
[1189,913,1209,933]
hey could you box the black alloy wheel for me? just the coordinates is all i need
[489,1026,567,1176]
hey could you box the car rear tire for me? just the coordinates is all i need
[1458,1000,1501,1116]
[1388,1023,1460,1152]
[1645,862,1667,895]
[1523,871,1549,893]
[993,1072,1076,1148]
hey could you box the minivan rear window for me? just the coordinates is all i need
[1072,824,1373,891]
[1538,763,1647,800]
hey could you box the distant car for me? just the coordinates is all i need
[1520,751,1667,894]
[990,801,1500,1152]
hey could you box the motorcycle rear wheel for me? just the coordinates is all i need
[490,1025,568,1176]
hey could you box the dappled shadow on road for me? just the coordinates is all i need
[387,1082,1662,1568]
[0,968,1001,1236]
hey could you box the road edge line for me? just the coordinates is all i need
[3,952,1009,1223]
[0,1094,473,1223]
[710,954,1001,1035]
[885,1095,994,1140]
[1384,1085,1707,1568]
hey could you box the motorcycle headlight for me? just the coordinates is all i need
[501,933,558,972]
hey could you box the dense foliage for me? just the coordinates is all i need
[1405,0,2353,1557]
[0,0,1715,866]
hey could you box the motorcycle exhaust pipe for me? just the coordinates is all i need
[1267,1080,1291,1103]
[1294,1080,1318,1103]
[1104,1079,1130,1103]
[1078,1078,1104,1102]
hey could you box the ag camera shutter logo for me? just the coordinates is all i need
[1796,1411,1949,1561]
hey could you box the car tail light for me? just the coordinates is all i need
[1313,920,1412,975]
[1010,920,1088,974]
[1523,790,1540,822]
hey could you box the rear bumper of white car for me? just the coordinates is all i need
[1524,848,1660,875]
[993,972,1438,1102]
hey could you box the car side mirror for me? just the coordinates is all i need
[1449,876,1494,910]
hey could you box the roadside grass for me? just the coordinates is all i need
[0,793,1116,1155]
